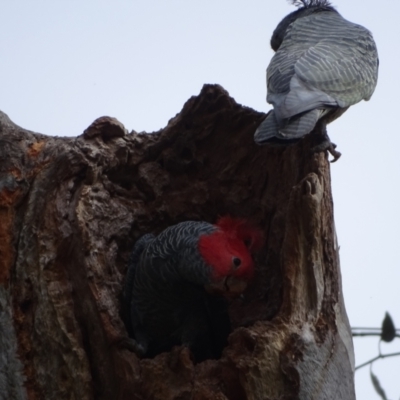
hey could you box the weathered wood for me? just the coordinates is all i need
[0,84,355,399]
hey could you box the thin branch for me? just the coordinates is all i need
[352,332,381,337]
[355,351,400,371]
[352,332,400,338]
[352,327,400,332]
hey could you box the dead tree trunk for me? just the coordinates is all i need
[0,84,355,400]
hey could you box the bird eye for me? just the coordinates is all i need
[232,257,242,269]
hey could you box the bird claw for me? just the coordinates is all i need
[312,138,342,162]
[327,145,342,162]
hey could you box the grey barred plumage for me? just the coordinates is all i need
[122,218,262,361]
[255,1,379,159]
[122,233,155,340]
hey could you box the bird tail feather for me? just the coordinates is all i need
[279,109,321,139]
[254,111,280,144]
[254,109,322,144]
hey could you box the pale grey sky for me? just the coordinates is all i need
[1,1,398,398]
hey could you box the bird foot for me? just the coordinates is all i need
[312,139,342,162]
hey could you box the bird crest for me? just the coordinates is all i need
[291,0,333,9]
[216,216,263,252]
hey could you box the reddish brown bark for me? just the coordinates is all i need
[0,84,354,399]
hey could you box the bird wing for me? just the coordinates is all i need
[123,233,155,337]
[267,12,378,119]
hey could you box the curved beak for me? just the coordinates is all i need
[205,276,248,299]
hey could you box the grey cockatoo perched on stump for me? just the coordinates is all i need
[254,0,379,161]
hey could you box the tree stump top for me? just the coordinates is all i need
[0,84,354,400]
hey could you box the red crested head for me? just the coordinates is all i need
[198,217,263,296]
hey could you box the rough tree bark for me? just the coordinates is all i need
[0,84,355,400]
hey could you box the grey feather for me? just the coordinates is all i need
[255,109,322,143]
[123,233,155,339]
[124,221,219,359]
[255,4,378,144]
